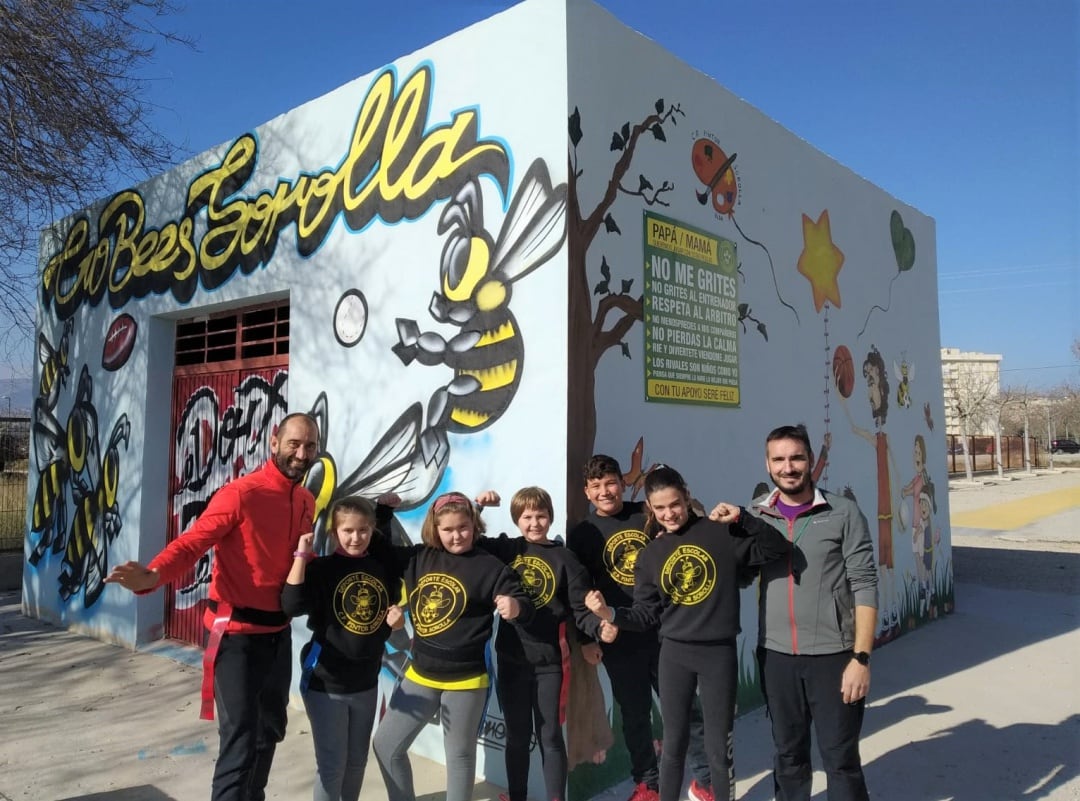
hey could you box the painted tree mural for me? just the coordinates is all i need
[565,99,682,521]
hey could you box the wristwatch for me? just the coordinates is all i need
[852,650,871,666]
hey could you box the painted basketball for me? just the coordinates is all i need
[832,344,855,398]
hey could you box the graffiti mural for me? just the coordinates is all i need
[169,370,288,610]
[29,363,130,607]
[39,65,511,323]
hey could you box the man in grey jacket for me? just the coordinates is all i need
[719,424,876,801]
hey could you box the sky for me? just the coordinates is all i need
[2,0,1076,406]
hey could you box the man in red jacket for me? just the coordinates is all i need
[107,412,319,801]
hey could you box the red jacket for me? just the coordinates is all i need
[148,459,315,634]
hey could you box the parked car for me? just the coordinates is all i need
[1050,438,1080,454]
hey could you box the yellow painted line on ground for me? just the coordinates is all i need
[951,487,1080,531]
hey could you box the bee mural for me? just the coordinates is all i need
[391,158,567,465]
[893,357,914,409]
[60,411,131,606]
[38,319,74,411]
[303,392,444,556]
[28,398,70,565]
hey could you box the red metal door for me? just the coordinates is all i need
[163,303,289,646]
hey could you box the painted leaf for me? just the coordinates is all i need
[651,123,666,142]
[603,214,621,234]
[569,107,583,146]
[610,132,625,151]
[655,98,665,114]
[621,278,634,294]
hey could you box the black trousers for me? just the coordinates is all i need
[657,639,737,801]
[602,632,710,791]
[497,659,567,801]
[211,629,292,801]
[757,648,869,801]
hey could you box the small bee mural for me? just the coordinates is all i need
[893,357,914,409]
[28,398,70,565]
[392,158,567,465]
[38,319,73,411]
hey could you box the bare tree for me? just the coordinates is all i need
[950,363,998,481]
[0,0,190,367]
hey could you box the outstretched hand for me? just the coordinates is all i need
[104,561,159,593]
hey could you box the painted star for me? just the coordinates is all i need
[797,210,844,312]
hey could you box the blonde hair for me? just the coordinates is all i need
[419,492,486,549]
[510,486,554,523]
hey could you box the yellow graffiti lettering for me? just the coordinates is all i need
[41,64,510,320]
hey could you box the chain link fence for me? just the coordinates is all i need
[0,415,30,551]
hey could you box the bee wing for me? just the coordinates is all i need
[38,332,57,364]
[893,360,902,382]
[908,362,915,383]
[490,159,567,284]
[32,398,65,469]
[334,403,437,505]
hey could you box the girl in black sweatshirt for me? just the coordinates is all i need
[371,492,534,801]
[586,467,790,801]
[281,498,404,801]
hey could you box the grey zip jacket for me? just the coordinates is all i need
[749,486,878,655]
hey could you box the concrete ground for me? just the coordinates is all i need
[1,469,1078,801]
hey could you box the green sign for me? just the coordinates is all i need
[643,211,739,406]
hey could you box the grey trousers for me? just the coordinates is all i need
[302,686,378,801]
[372,676,487,801]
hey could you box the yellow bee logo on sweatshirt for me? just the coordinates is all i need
[510,555,556,607]
[411,573,467,636]
[334,572,390,635]
[603,529,650,586]
[660,545,715,605]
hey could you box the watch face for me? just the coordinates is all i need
[333,289,368,347]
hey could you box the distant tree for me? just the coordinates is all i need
[0,0,190,365]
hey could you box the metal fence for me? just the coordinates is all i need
[0,415,30,551]
[945,434,1043,475]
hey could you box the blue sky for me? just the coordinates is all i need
[3,0,1076,403]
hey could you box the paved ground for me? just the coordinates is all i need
[1,469,1078,801]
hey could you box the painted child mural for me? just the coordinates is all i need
[840,345,900,641]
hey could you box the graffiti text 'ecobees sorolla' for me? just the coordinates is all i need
[40,65,511,321]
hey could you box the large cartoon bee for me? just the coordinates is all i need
[38,318,73,411]
[392,158,567,465]
[893,357,914,409]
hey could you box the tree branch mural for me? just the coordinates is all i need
[566,100,683,521]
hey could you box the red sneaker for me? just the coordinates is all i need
[687,779,714,801]
[627,783,660,801]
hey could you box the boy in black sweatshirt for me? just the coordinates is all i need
[475,486,607,801]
